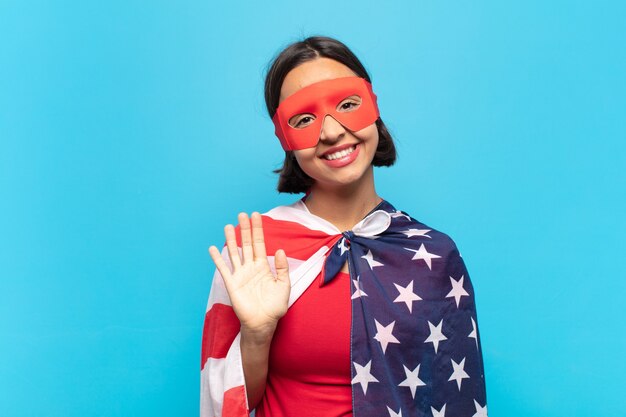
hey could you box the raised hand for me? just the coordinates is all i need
[208,212,291,340]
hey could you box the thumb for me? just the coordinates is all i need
[274,249,290,284]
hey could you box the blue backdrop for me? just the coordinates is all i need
[1,1,625,416]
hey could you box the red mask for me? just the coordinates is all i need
[272,76,380,151]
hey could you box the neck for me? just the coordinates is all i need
[303,167,382,232]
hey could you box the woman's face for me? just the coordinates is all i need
[279,57,379,190]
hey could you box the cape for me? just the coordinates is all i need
[200,197,488,417]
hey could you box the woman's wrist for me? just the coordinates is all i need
[240,323,277,347]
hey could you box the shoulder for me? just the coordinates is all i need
[227,199,304,234]
[383,204,469,278]
[388,206,461,254]
[262,199,303,222]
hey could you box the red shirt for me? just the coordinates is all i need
[254,271,353,417]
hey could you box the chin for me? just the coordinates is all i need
[320,168,372,188]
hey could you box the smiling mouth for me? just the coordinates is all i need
[321,145,357,160]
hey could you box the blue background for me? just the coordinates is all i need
[1,1,625,416]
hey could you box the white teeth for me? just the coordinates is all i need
[323,145,356,160]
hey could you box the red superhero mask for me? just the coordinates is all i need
[272,76,380,151]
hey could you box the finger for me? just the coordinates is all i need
[274,249,291,284]
[251,212,267,261]
[208,245,232,281]
[224,224,242,270]
[238,212,254,264]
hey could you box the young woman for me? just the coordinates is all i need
[201,36,488,417]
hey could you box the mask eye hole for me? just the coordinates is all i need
[337,95,362,112]
[288,114,315,129]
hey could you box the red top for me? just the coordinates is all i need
[254,271,353,417]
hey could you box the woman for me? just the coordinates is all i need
[201,36,488,417]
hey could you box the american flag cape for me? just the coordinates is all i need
[201,197,488,417]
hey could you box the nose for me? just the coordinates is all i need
[319,114,347,143]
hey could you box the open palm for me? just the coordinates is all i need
[208,212,291,336]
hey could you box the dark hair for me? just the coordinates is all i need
[264,35,397,194]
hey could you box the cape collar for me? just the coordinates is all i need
[290,197,393,238]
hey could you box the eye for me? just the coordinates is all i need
[337,96,362,112]
[289,114,315,129]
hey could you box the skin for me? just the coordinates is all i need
[207,57,383,410]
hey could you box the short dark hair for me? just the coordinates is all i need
[263,35,397,194]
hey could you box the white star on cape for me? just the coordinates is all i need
[468,317,478,349]
[338,237,349,255]
[446,275,469,308]
[351,360,379,395]
[401,228,432,238]
[351,276,368,299]
[386,406,403,417]
[431,404,447,417]
[374,319,400,353]
[391,210,411,221]
[404,243,441,270]
[398,363,426,398]
[424,319,447,354]
[362,249,383,269]
[448,357,470,390]
[472,399,488,417]
[393,280,422,313]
